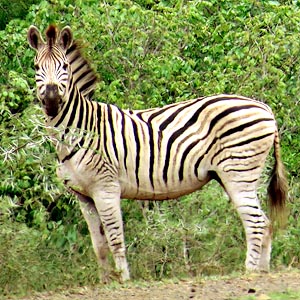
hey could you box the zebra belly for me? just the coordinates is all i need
[119,173,208,200]
[121,185,203,200]
[56,145,210,201]
[57,162,206,200]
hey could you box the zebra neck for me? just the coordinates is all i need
[47,83,83,125]
[46,85,102,162]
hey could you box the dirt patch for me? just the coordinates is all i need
[11,270,300,300]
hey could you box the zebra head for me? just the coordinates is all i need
[27,25,73,117]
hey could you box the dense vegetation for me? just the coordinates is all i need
[1,0,300,296]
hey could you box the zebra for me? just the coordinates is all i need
[27,24,288,283]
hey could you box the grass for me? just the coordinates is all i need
[1,179,300,297]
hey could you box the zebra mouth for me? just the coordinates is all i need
[43,99,60,117]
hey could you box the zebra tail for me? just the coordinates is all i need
[267,128,289,228]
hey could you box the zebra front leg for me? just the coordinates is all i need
[93,190,130,282]
[75,192,111,283]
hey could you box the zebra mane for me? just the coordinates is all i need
[45,24,58,49]
[66,40,98,100]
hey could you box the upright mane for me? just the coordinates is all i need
[66,40,98,100]
[45,24,58,49]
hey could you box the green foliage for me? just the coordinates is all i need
[124,182,244,280]
[0,0,40,30]
[0,211,98,296]
[1,0,300,296]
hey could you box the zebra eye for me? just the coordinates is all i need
[34,64,40,71]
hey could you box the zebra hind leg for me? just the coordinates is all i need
[76,193,111,283]
[225,185,272,272]
[257,211,272,272]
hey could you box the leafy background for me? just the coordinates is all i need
[0,0,300,296]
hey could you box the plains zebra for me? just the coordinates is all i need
[27,25,288,282]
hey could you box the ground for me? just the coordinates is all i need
[10,270,300,300]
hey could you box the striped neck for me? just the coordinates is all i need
[46,77,84,129]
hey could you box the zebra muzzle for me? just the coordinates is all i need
[43,84,61,117]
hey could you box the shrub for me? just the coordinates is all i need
[1,0,300,295]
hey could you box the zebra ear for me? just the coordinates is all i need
[27,25,45,50]
[59,26,73,50]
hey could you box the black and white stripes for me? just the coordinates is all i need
[28,25,288,282]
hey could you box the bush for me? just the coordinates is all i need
[1,0,300,296]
